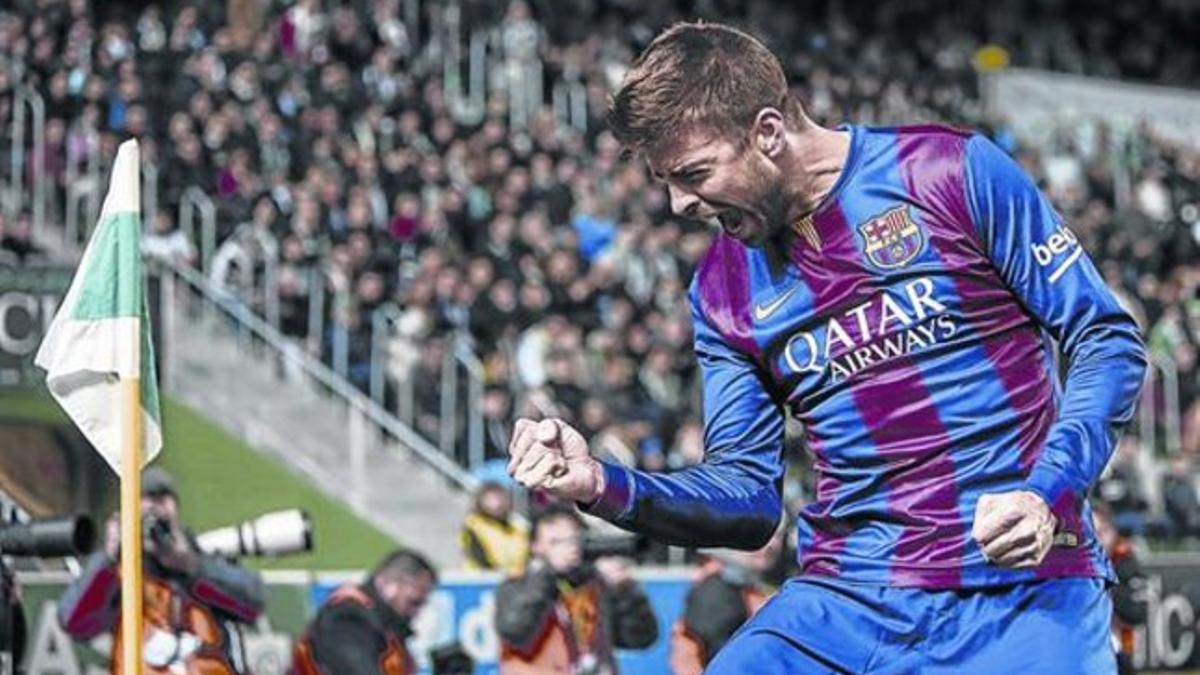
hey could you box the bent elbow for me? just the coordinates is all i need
[727,490,782,550]
[732,513,781,550]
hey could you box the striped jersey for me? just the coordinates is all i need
[584,124,1146,589]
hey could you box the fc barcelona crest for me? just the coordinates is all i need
[858,206,924,269]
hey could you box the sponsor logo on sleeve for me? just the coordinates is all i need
[1031,224,1083,283]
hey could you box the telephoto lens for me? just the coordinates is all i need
[0,515,96,558]
[196,509,313,558]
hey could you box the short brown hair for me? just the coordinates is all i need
[608,21,797,154]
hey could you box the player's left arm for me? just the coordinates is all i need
[963,134,1147,567]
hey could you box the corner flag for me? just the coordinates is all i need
[35,139,162,471]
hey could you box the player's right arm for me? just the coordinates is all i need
[508,292,785,550]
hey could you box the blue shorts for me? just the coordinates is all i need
[705,576,1115,674]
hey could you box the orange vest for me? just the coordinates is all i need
[500,578,615,675]
[668,561,769,675]
[291,585,414,675]
[111,577,238,675]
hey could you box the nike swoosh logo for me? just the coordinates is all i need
[754,285,799,321]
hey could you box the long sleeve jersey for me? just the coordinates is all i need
[584,125,1146,588]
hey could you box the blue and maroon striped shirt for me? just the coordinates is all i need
[583,124,1146,589]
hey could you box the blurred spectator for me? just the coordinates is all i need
[1092,501,1148,675]
[0,214,45,264]
[141,209,197,267]
[670,523,789,674]
[496,506,658,674]
[3,0,1198,548]
[460,481,529,574]
[482,387,515,460]
[292,548,437,675]
[1163,455,1200,538]
[1098,437,1152,537]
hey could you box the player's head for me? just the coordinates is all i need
[609,21,806,247]
[371,548,438,619]
[530,505,585,574]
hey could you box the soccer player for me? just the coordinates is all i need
[506,20,1147,674]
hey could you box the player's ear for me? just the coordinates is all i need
[753,107,785,158]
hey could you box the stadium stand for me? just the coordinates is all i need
[2,0,1198,551]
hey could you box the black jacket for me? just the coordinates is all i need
[295,583,415,675]
[495,562,658,655]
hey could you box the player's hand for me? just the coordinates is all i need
[972,490,1057,568]
[507,418,603,503]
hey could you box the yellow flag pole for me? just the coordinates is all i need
[120,370,144,675]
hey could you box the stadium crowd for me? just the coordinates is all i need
[2,0,1199,549]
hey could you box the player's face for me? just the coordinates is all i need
[647,128,787,248]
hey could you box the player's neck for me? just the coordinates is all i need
[779,123,852,225]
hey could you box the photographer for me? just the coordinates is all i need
[670,522,788,674]
[1093,501,1148,675]
[57,468,264,674]
[496,506,658,675]
[292,548,437,675]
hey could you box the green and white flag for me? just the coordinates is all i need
[35,140,162,472]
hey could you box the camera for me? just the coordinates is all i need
[0,515,96,558]
[143,514,174,550]
[430,642,474,675]
[196,509,313,558]
[0,514,95,672]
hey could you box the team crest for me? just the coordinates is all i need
[858,206,924,269]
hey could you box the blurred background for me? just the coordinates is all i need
[1,0,1198,673]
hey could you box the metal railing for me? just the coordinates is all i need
[63,127,101,247]
[179,186,217,274]
[142,159,159,231]
[552,72,589,136]
[157,258,478,491]
[6,87,47,236]
[368,303,486,470]
[1140,354,1184,456]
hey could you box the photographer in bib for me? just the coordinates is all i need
[57,467,265,675]
[495,506,658,675]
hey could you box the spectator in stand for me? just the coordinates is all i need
[1163,455,1200,538]
[0,213,45,264]
[142,209,197,267]
[3,0,1197,552]
[1098,437,1153,537]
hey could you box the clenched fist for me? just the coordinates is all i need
[972,490,1057,568]
[507,418,604,503]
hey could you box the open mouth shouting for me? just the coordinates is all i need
[716,208,763,243]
